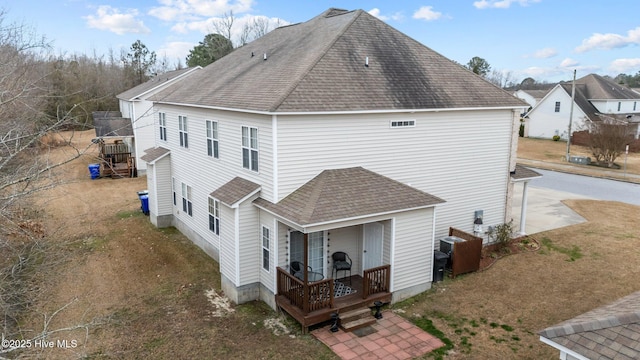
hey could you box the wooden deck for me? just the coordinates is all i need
[276,265,392,332]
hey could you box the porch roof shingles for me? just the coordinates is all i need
[210,177,261,207]
[539,291,640,359]
[253,167,445,227]
[140,147,170,163]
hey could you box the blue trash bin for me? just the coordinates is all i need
[88,163,100,179]
[140,195,149,215]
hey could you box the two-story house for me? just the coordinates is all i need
[117,66,201,175]
[139,8,529,330]
[525,73,640,139]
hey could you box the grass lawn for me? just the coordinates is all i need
[9,131,640,359]
[518,137,640,181]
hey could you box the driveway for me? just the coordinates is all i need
[511,184,592,235]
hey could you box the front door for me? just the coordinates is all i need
[363,222,383,270]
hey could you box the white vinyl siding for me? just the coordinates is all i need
[238,196,259,285]
[392,208,434,291]
[528,86,588,140]
[276,110,514,240]
[219,205,236,284]
[153,158,173,216]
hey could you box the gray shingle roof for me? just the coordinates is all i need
[140,147,170,163]
[511,164,542,181]
[92,111,133,137]
[539,291,640,360]
[117,67,201,101]
[569,74,640,100]
[253,167,445,227]
[210,177,261,207]
[152,8,525,113]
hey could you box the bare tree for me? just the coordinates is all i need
[212,11,235,45]
[586,117,633,168]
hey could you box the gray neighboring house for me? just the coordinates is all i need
[539,291,640,360]
[139,8,533,328]
[117,67,201,175]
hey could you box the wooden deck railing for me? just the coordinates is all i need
[276,267,334,314]
[362,264,390,299]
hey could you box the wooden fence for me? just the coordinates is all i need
[449,227,483,278]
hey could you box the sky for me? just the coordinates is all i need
[3,0,640,84]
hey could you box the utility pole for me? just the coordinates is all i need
[566,69,576,162]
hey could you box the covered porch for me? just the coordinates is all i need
[253,167,445,332]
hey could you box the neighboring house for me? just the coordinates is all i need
[117,67,201,175]
[525,74,640,139]
[539,291,640,360]
[140,8,530,329]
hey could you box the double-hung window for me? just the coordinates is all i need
[262,226,270,271]
[208,198,220,235]
[182,183,192,216]
[159,112,167,141]
[242,126,258,171]
[172,177,177,206]
[554,101,561,112]
[179,115,188,148]
[206,120,219,158]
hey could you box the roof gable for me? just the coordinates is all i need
[572,74,640,100]
[117,67,201,101]
[153,8,525,113]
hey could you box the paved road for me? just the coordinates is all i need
[529,168,640,206]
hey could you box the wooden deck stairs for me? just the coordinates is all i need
[339,307,376,332]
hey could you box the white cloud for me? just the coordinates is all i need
[575,27,640,52]
[172,14,288,45]
[149,0,254,22]
[473,0,541,9]
[560,58,578,67]
[609,58,640,73]
[84,5,150,35]
[157,41,195,63]
[525,47,557,59]
[413,6,443,21]
[368,8,403,21]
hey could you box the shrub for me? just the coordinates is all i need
[519,123,524,137]
[487,220,515,252]
[552,135,561,141]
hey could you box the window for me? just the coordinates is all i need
[172,177,176,206]
[390,120,416,128]
[208,197,220,235]
[242,126,258,171]
[618,102,621,112]
[554,102,561,112]
[634,102,637,111]
[262,226,270,271]
[159,112,167,141]
[206,120,219,158]
[290,230,324,276]
[179,115,188,148]
[181,183,192,216]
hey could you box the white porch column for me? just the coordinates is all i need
[519,181,530,235]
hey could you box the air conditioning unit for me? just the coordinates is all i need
[569,155,591,165]
[439,236,465,256]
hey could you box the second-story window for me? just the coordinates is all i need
[242,126,258,172]
[206,120,219,158]
[179,115,188,148]
[618,102,621,112]
[159,112,167,141]
[554,102,561,112]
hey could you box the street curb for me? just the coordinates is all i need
[517,159,640,184]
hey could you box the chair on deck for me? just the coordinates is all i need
[332,252,352,284]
